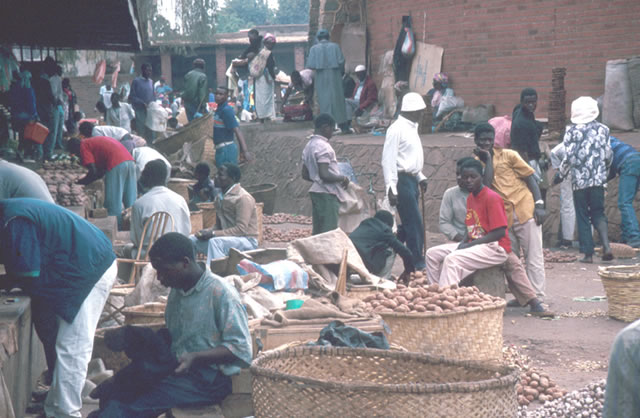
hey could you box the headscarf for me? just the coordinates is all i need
[263,33,276,43]
[433,72,449,84]
[570,96,599,124]
[19,70,32,89]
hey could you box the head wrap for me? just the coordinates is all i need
[263,33,276,43]
[433,72,449,83]
[571,96,599,124]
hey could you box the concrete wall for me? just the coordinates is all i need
[366,0,640,116]
[239,124,640,245]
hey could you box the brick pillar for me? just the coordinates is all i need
[215,46,227,88]
[294,45,305,70]
[160,54,172,84]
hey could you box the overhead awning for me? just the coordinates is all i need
[0,0,143,52]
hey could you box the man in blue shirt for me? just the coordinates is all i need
[608,136,640,247]
[95,233,252,417]
[129,63,155,143]
[0,198,117,418]
[213,86,252,167]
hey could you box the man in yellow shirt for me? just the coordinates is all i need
[473,122,547,302]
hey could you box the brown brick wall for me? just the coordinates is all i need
[67,74,136,119]
[367,0,640,115]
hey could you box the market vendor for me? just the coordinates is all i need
[280,69,314,117]
[191,163,259,263]
[68,136,137,227]
[349,210,414,282]
[344,65,378,130]
[213,86,252,167]
[128,160,191,258]
[0,159,54,202]
[79,121,136,154]
[0,198,117,418]
[94,232,251,416]
[131,146,172,183]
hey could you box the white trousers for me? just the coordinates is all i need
[509,215,546,299]
[560,178,576,241]
[44,260,117,418]
[425,242,508,286]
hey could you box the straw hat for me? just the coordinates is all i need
[401,92,427,112]
[571,96,599,124]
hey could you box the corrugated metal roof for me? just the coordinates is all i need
[1,0,142,52]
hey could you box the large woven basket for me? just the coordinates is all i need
[379,300,506,362]
[196,202,217,228]
[251,346,518,417]
[598,264,640,322]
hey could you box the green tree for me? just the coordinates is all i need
[138,0,217,43]
[274,0,309,24]
[215,0,273,33]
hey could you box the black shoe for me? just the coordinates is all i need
[529,300,554,317]
[602,252,614,262]
[579,256,593,264]
[506,299,522,308]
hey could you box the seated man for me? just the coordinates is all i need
[349,210,414,282]
[426,159,548,315]
[94,233,252,416]
[191,163,259,263]
[439,157,474,242]
[280,69,314,121]
[68,136,136,227]
[344,65,378,130]
[188,162,216,211]
[128,160,191,258]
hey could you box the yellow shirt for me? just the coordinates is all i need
[491,148,535,226]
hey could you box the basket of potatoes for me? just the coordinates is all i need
[363,273,506,362]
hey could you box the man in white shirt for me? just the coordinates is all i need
[132,146,172,183]
[382,92,428,269]
[128,159,190,258]
[106,92,136,133]
[0,159,55,203]
[79,121,137,154]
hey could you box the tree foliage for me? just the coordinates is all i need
[215,0,273,34]
[274,0,310,25]
[139,0,217,43]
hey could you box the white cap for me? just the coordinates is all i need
[571,96,599,124]
[401,92,427,112]
[354,64,366,72]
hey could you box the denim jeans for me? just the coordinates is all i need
[190,235,258,265]
[573,186,606,256]
[104,161,137,227]
[618,155,640,244]
[396,173,425,269]
[133,105,154,144]
[214,141,239,167]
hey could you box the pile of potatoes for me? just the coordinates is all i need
[517,369,566,406]
[263,225,311,242]
[263,213,312,225]
[362,281,503,314]
[38,164,90,207]
[542,249,577,263]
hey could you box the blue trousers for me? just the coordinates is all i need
[397,173,425,269]
[214,142,239,167]
[105,161,137,227]
[573,186,606,256]
[97,370,231,418]
[133,106,154,144]
[618,155,640,245]
[190,235,258,265]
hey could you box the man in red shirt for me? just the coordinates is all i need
[426,159,548,315]
[69,137,137,227]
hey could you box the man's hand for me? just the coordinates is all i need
[419,179,428,194]
[534,206,547,226]
[398,270,411,284]
[355,108,364,117]
[552,172,563,185]
[239,151,255,163]
[452,233,464,242]
[175,352,197,374]
[388,189,398,206]
[340,176,350,189]
[457,241,473,250]
[473,147,491,164]
[195,229,214,240]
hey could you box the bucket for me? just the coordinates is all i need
[24,122,49,144]
[167,178,195,203]
[245,183,277,215]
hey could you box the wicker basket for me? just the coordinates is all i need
[379,300,506,362]
[190,210,203,235]
[598,264,640,322]
[121,302,166,325]
[197,202,217,228]
[168,178,196,202]
[250,346,518,417]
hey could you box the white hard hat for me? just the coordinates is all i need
[355,64,366,72]
[570,96,599,124]
[401,92,427,112]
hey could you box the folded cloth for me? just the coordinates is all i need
[308,320,389,349]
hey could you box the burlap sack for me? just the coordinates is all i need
[603,59,634,131]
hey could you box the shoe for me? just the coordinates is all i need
[529,301,555,318]
[579,256,593,264]
[506,299,522,308]
[601,253,614,262]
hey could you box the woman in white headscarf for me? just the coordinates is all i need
[252,33,277,122]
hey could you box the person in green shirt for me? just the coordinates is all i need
[183,58,208,121]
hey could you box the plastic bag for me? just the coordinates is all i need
[237,259,309,291]
[146,101,168,132]
[436,96,464,118]
[401,27,415,57]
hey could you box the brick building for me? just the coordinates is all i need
[365,0,640,115]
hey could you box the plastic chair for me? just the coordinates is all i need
[104,211,174,325]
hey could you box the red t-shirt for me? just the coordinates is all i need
[465,186,511,253]
[79,136,133,171]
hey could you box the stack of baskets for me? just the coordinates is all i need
[548,67,567,137]
[598,264,640,321]
[250,346,519,417]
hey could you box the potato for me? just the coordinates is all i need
[383,289,394,298]
[394,305,410,313]
[518,395,529,406]
[396,296,408,305]
[530,380,538,388]
[523,387,539,398]
[384,300,398,309]
[414,271,423,278]
[441,301,455,310]
[426,304,438,311]
[539,377,549,388]
[363,295,376,303]
[530,372,540,381]
[516,385,523,395]
[415,305,426,312]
